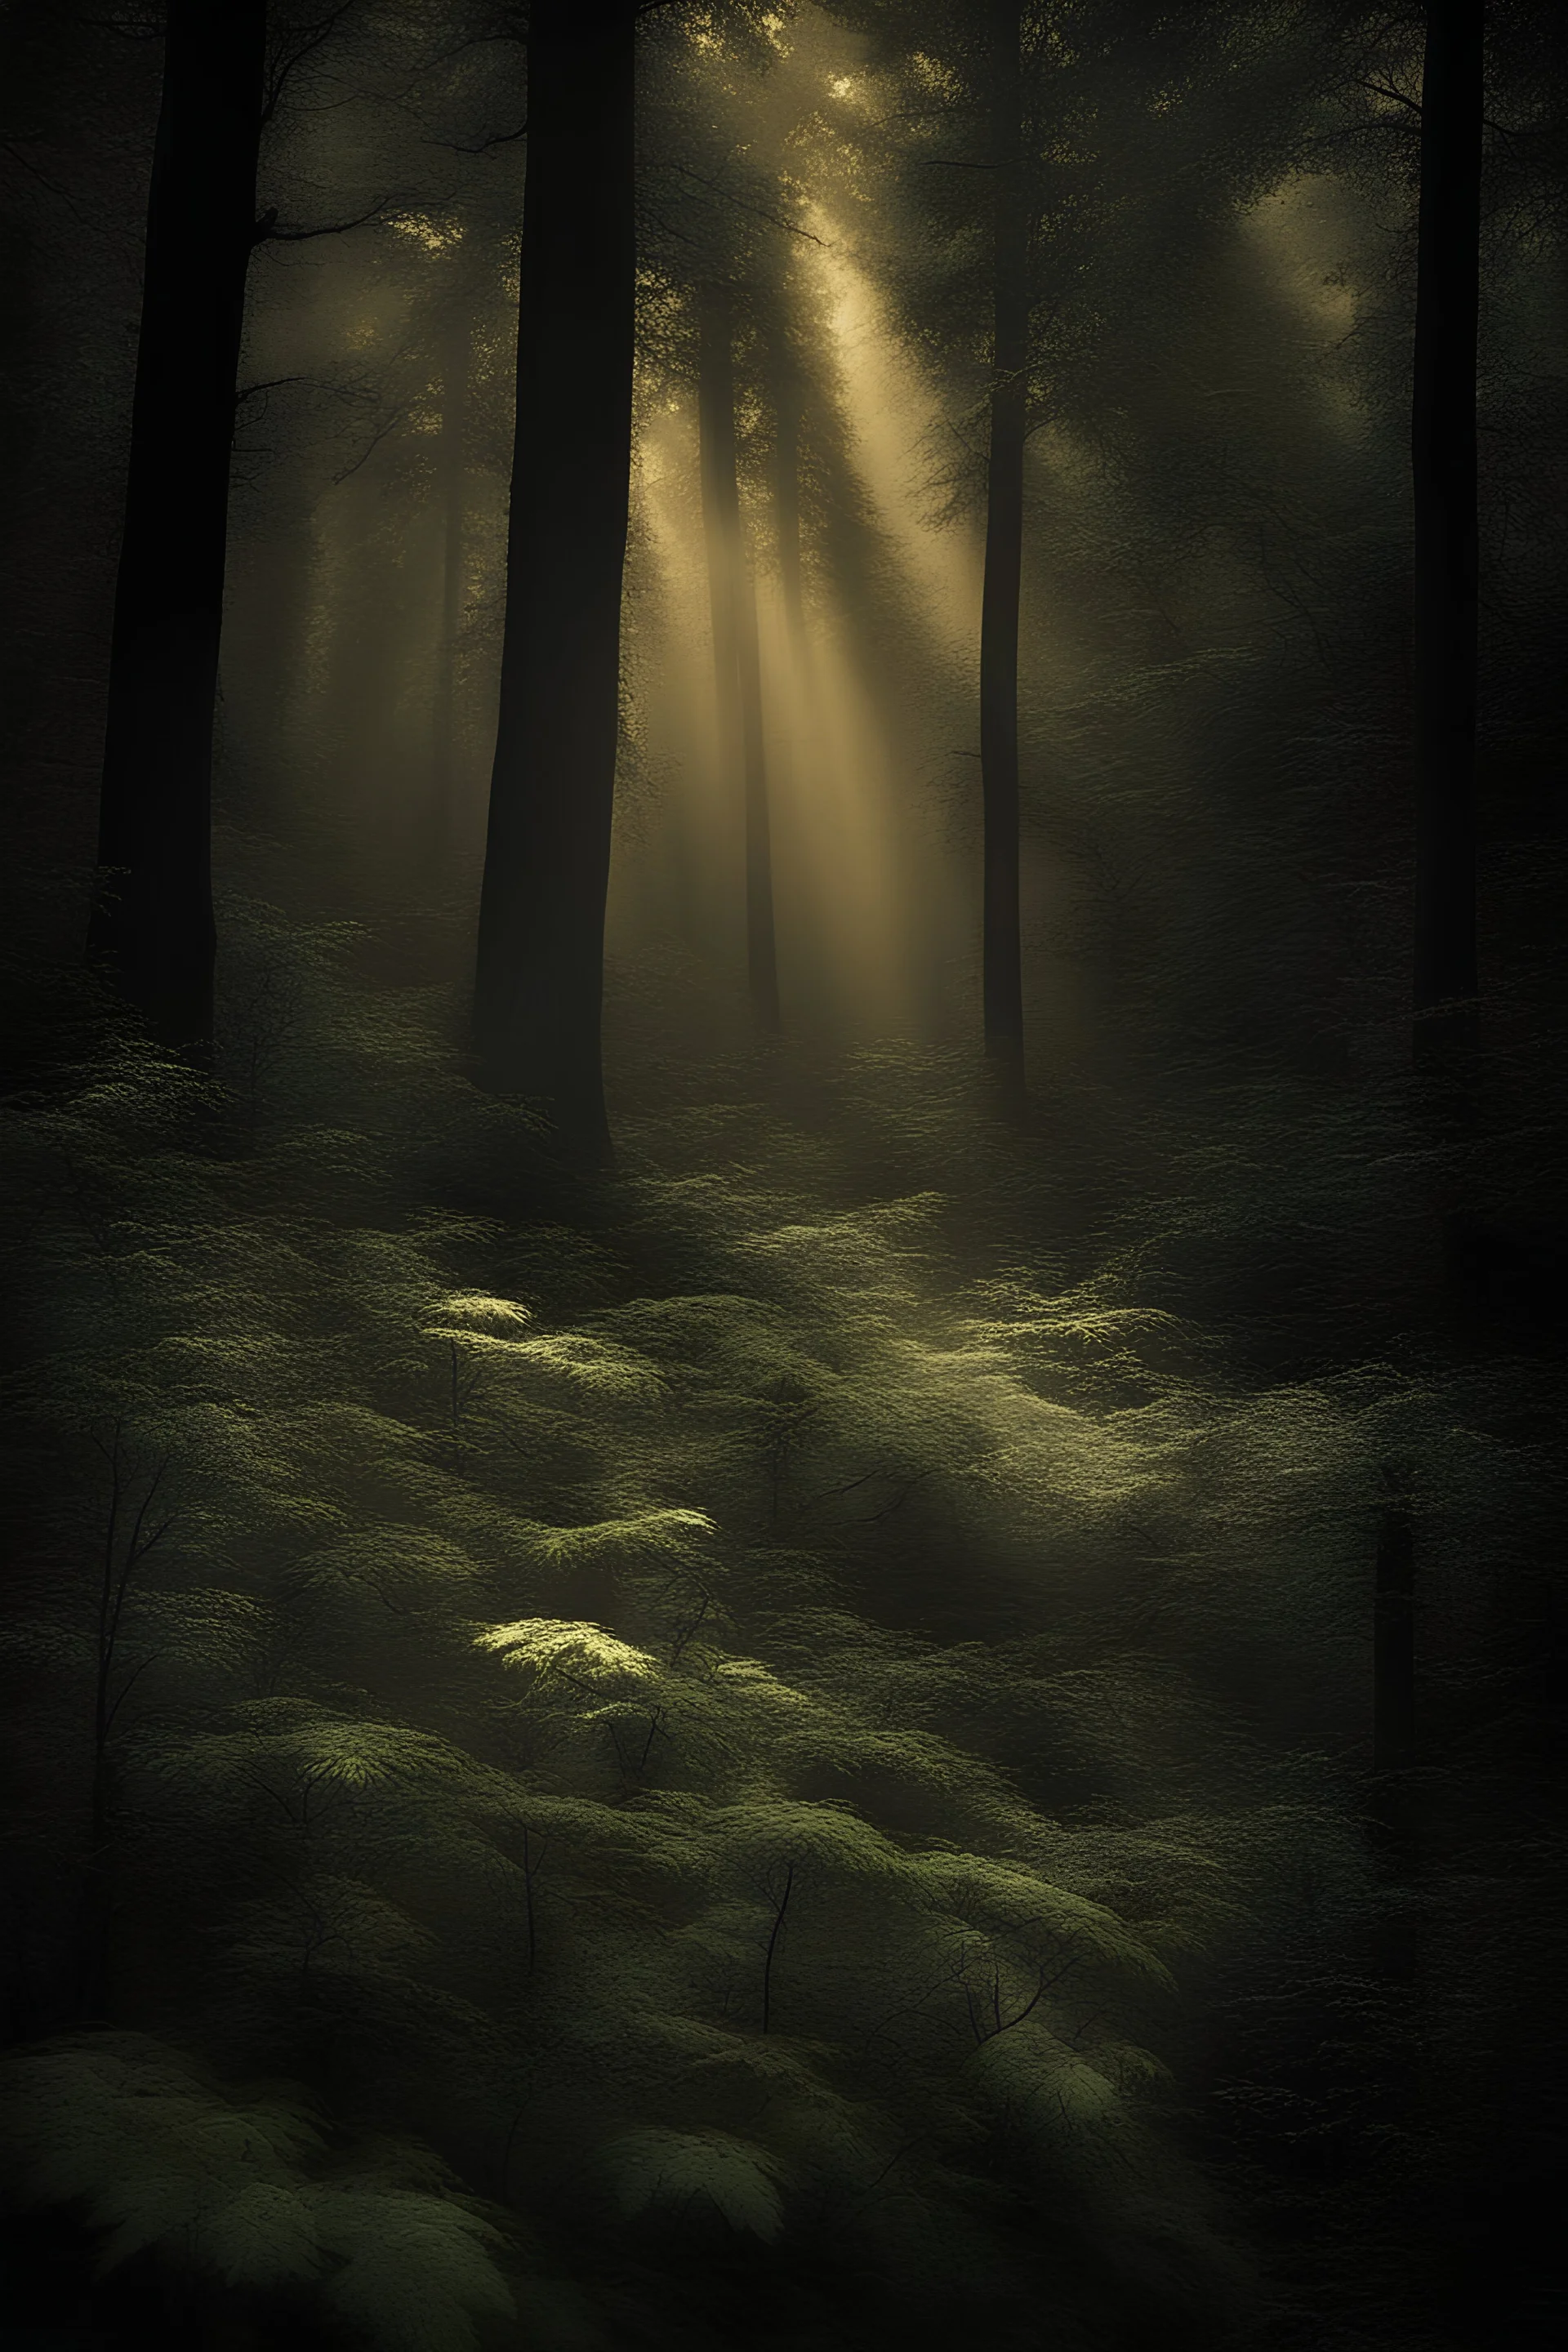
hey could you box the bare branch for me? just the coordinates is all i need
[433,119,526,157]
[1357,76,1422,118]
[103,1649,167,1736]
[235,374,308,408]
[667,162,829,248]
[253,195,390,246]
[261,4,359,132]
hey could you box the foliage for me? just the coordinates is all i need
[0,2033,513,2352]
[7,948,1545,2347]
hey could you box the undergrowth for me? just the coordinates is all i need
[0,918,1557,2352]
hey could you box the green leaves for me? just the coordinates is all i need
[477,1618,661,1690]
[0,2035,514,2350]
[0,2034,323,2237]
[0,1004,1400,2341]
[919,1852,1174,1988]
[312,2184,514,2352]
[604,2127,786,2239]
[146,1699,494,1794]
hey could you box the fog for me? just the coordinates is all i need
[1,7,1563,2351]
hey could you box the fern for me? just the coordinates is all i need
[605,2127,786,2239]
[0,2034,514,2350]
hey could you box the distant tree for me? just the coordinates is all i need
[89,0,270,1050]
[768,321,808,648]
[697,278,780,1032]
[472,0,638,1162]
[1410,0,1483,1064]
[979,0,1028,1095]
[822,0,1086,1098]
[826,0,1343,1092]
[636,10,801,1038]
[430,279,472,858]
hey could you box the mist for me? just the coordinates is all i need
[2,5,1564,2350]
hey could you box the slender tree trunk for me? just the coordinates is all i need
[89,0,268,1051]
[432,300,469,849]
[698,288,742,861]
[772,336,807,648]
[980,0,1027,1094]
[473,0,637,1161]
[1412,0,1483,1064]
[698,282,781,1033]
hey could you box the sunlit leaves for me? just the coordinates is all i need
[478,1619,660,1690]
[146,1701,488,1793]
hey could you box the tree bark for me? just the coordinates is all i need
[697,281,780,1032]
[980,0,1027,1094]
[1412,0,1483,1064]
[89,0,268,1051]
[473,0,637,1161]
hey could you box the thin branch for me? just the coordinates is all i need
[1357,76,1421,118]
[235,374,308,408]
[434,120,526,157]
[668,162,828,248]
[963,1952,1079,2046]
[261,5,359,132]
[791,1468,887,1519]
[860,1467,939,1525]
[635,1707,666,1774]
[668,1592,712,1666]
[331,404,408,484]
[635,202,703,251]
[254,195,390,246]
[103,1649,167,1737]
[760,1860,794,2034]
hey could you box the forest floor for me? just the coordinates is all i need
[0,911,1562,2352]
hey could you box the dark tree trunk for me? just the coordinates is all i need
[697,281,780,1032]
[980,0,1027,1094]
[89,0,268,1052]
[1412,0,1483,1063]
[473,0,637,1161]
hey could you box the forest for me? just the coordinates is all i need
[0,2,1563,2347]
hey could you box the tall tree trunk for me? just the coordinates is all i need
[473,0,637,1161]
[432,300,468,850]
[698,287,742,868]
[1412,0,1483,1065]
[698,282,781,1034]
[89,0,268,1051]
[771,336,807,648]
[980,0,1027,1094]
